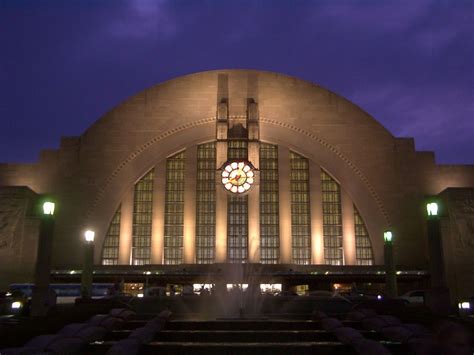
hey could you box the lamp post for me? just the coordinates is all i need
[425,201,450,315]
[31,201,56,317]
[81,230,95,299]
[384,230,397,297]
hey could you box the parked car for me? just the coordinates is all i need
[458,296,473,316]
[399,290,425,304]
[0,290,28,316]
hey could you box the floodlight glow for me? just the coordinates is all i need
[460,302,470,309]
[43,202,55,215]
[384,231,393,243]
[426,202,439,216]
[84,230,95,242]
[11,301,22,309]
[137,293,144,298]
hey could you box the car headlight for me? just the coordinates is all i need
[11,301,22,309]
[459,302,470,310]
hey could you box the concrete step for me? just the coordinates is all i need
[105,328,384,342]
[164,320,323,331]
[143,341,357,355]
[86,339,409,355]
[157,329,335,342]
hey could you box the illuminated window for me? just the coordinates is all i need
[354,207,374,265]
[131,170,154,265]
[321,170,343,265]
[196,142,216,264]
[227,139,248,160]
[290,151,311,265]
[260,143,279,264]
[227,140,248,263]
[101,206,121,265]
[164,152,185,265]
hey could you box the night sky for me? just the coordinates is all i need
[1,0,473,164]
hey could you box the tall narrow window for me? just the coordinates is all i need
[321,170,343,265]
[228,195,248,263]
[227,140,248,263]
[101,206,121,265]
[164,151,185,265]
[354,207,374,265]
[290,151,311,264]
[196,142,216,264]
[260,143,279,264]
[132,170,154,265]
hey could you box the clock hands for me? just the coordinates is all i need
[229,172,243,184]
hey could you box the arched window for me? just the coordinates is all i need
[101,206,121,265]
[131,170,154,265]
[354,207,374,265]
[321,170,343,265]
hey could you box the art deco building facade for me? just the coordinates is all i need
[1,70,473,299]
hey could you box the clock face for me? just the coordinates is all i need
[221,161,254,194]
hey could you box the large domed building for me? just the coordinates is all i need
[1,70,473,300]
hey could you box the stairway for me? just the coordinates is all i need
[91,318,408,354]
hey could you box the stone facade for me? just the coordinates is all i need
[0,187,40,288]
[0,70,473,293]
[439,188,474,300]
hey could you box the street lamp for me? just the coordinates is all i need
[42,201,55,216]
[383,231,393,243]
[383,230,397,297]
[32,199,56,316]
[425,200,450,315]
[81,230,95,299]
[84,230,95,243]
[426,202,438,217]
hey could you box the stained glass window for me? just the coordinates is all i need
[290,151,311,264]
[260,143,279,264]
[164,152,185,264]
[227,140,248,263]
[131,170,154,265]
[354,206,374,265]
[196,143,216,264]
[321,170,343,265]
[101,206,121,265]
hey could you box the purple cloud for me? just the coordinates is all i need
[106,0,177,40]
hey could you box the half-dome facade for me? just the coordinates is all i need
[1,70,473,299]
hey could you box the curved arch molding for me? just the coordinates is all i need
[86,116,389,264]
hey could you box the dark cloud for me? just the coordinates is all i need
[0,0,472,163]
